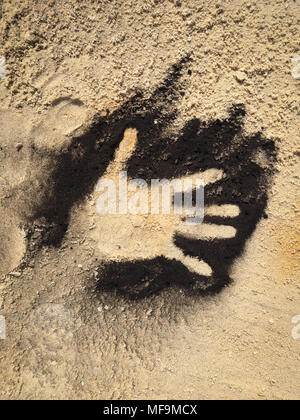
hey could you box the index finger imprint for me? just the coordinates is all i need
[205,205,240,218]
[178,169,225,192]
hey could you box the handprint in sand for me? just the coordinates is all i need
[26,56,277,297]
[91,127,240,278]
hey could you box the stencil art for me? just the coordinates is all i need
[28,57,277,299]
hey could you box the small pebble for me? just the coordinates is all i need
[9,272,22,277]
[235,71,247,83]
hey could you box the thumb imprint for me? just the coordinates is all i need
[105,127,138,176]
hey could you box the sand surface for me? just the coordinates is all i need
[0,0,299,400]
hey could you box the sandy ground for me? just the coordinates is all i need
[0,0,299,400]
